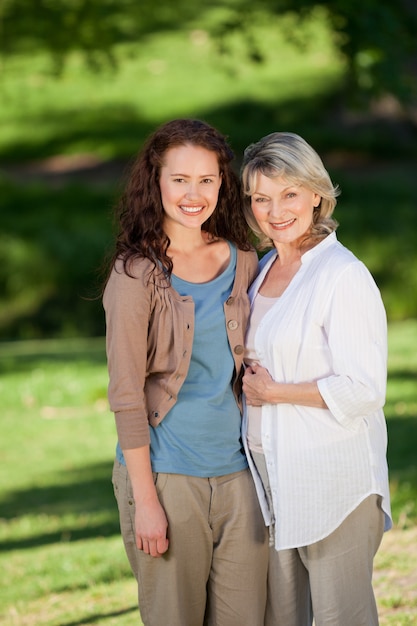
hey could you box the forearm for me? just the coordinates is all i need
[123,445,169,557]
[263,380,327,409]
[243,365,327,408]
[123,445,158,505]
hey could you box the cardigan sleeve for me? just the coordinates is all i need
[317,261,387,430]
[103,258,152,448]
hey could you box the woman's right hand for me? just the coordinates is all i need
[134,495,169,558]
[123,446,169,558]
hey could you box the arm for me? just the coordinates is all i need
[316,262,387,428]
[243,364,327,408]
[104,259,153,448]
[104,261,169,556]
[123,446,169,557]
[243,261,387,428]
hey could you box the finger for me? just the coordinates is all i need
[157,537,169,555]
[149,538,165,558]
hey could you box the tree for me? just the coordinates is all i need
[211,0,417,107]
[1,0,416,106]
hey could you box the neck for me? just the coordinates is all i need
[274,236,319,266]
[274,243,302,267]
[165,225,209,254]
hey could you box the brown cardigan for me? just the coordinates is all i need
[103,247,258,449]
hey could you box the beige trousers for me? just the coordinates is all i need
[252,451,385,626]
[112,461,269,626]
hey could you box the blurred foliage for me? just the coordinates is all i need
[0,5,416,340]
[1,0,416,107]
[0,160,416,340]
[0,180,114,339]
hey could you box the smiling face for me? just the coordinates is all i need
[251,173,321,249]
[159,144,222,236]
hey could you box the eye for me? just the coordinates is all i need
[253,196,268,203]
[173,177,186,183]
[202,178,214,184]
[286,192,296,198]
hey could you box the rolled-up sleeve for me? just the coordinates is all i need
[317,262,387,429]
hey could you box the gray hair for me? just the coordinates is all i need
[241,132,339,249]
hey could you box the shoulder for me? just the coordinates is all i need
[258,249,276,271]
[236,246,259,280]
[104,256,166,304]
[309,234,362,274]
[114,255,156,277]
[316,238,382,298]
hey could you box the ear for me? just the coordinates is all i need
[313,193,321,208]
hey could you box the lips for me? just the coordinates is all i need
[271,218,296,229]
[180,205,204,214]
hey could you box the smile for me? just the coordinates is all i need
[271,218,296,229]
[180,205,204,214]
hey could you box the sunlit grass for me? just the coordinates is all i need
[0,13,342,162]
[0,324,416,625]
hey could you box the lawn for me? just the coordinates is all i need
[1,9,417,342]
[0,9,416,623]
[0,321,416,625]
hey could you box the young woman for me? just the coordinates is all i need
[241,131,392,626]
[103,119,268,626]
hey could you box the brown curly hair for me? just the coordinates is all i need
[110,118,251,279]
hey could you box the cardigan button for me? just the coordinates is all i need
[226,296,235,305]
[228,320,239,330]
[234,345,244,355]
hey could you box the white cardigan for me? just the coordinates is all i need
[243,232,392,549]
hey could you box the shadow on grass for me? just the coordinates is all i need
[385,414,417,524]
[0,520,118,552]
[0,337,107,374]
[1,90,416,166]
[0,460,120,552]
[1,416,416,554]
[386,416,417,472]
[61,605,138,626]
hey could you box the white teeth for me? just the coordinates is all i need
[272,218,295,228]
[180,206,203,214]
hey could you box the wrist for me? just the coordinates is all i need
[266,380,279,404]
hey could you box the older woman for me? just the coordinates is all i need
[241,131,392,626]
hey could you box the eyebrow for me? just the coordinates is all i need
[169,172,219,177]
[253,185,298,194]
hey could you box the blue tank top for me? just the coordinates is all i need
[149,242,247,477]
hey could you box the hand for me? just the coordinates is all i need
[243,363,274,406]
[134,497,169,558]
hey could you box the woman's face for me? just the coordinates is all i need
[159,144,222,235]
[251,173,320,248]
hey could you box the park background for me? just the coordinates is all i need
[1,1,416,624]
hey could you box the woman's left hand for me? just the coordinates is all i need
[243,363,274,406]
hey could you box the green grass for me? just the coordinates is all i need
[1,11,417,340]
[0,337,140,625]
[0,14,342,164]
[0,323,416,624]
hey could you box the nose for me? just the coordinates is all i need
[184,182,200,198]
[269,199,284,217]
